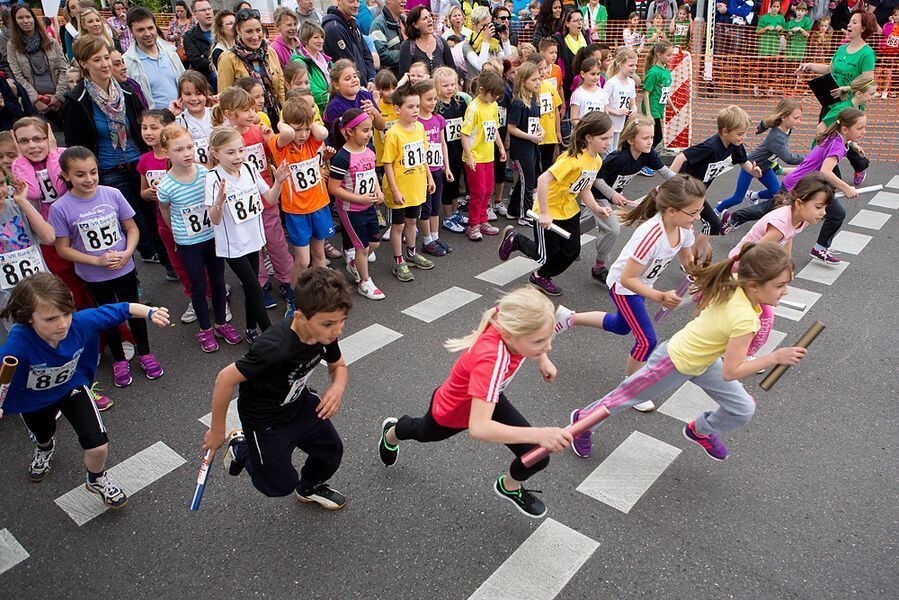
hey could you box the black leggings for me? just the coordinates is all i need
[177,239,227,330]
[395,392,550,482]
[21,385,108,450]
[442,146,465,204]
[653,117,664,149]
[85,270,148,361]
[509,145,539,219]
[226,251,270,332]
[511,213,581,278]
[539,143,557,172]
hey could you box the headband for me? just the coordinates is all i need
[343,113,371,130]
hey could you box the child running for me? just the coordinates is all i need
[555,174,704,412]
[498,111,612,296]
[568,242,808,460]
[0,273,170,505]
[378,286,573,519]
[602,47,638,150]
[202,267,352,511]
[49,147,164,387]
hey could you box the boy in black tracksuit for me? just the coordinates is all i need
[203,268,352,509]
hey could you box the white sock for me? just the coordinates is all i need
[424,234,434,245]
[432,230,439,240]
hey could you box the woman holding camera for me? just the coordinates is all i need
[463,5,513,75]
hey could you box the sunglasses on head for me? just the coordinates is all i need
[236,8,261,21]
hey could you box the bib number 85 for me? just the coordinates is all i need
[85,225,118,250]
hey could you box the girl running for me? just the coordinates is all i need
[555,174,703,412]
[568,242,808,460]
[377,286,572,519]
[49,146,164,387]
[157,125,241,352]
[602,47,638,150]
[506,62,544,223]
[171,70,214,167]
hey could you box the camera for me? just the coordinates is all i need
[492,21,508,35]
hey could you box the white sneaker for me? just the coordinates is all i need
[225,302,233,323]
[367,251,376,263]
[122,341,135,361]
[380,228,391,241]
[747,190,761,205]
[181,301,197,324]
[633,400,656,412]
[85,472,128,508]
[358,278,385,300]
[553,305,574,334]
[346,259,361,283]
[343,248,356,264]
[494,203,508,216]
[486,206,498,221]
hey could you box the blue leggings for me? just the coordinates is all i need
[715,168,781,213]
[602,287,657,363]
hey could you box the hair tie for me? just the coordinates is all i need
[342,113,371,130]
[494,306,500,314]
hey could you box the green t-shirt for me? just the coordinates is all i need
[821,99,866,127]
[757,14,785,56]
[671,19,691,49]
[830,43,877,88]
[785,16,811,60]
[642,64,672,119]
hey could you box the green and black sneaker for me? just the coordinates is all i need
[493,475,546,519]
[379,418,399,467]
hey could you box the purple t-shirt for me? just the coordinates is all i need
[782,134,847,191]
[419,113,447,172]
[48,185,136,282]
[323,89,378,147]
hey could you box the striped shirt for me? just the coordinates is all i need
[157,165,213,245]
[607,213,694,295]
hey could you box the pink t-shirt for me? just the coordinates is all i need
[137,152,168,192]
[728,206,807,260]
[418,113,446,173]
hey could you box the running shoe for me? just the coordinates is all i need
[554,305,574,334]
[591,266,609,286]
[451,209,469,225]
[746,190,762,205]
[436,239,452,253]
[569,409,592,458]
[214,323,242,345]
[223,430,245,476]
[479,222,500,235]
[196,329,220,353]
[719,209,735,236]
[138,354,163,379]
[164,268,178,282]
[29,440,55,482]
[518,216,534,226]
[324,240,343,259]
[486,206,498,221]
[405,252,434,270]
[358,278,385,300]
[640,166,655,176]
[393,262,414,282]
[141,253,160,264]
[498,226,517,261]
[529,272,562,296]
[112,360,132,388]
[85,472,128,508]
[466,225,483,241]
[423,240,447,257]
[262,283,278,309]
[88,382,112,411]
[279,283,295,305]
[633,400,656,412]
[378,418,399,467]
[368,251,377,263]
[346,258,361,283]
[810,246,840,265]
[245,327,261,344]
[295,483,346,510]
[493,202,508,217]
[683,420,728,461]
[181,301,197,324]
[493,476,546,518]
[443,216,465,233]
[853,171,866,186]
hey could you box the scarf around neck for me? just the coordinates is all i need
[233,37,280,114]
[85,78,128,151]
[24,32,42,55]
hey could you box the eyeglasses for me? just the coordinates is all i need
[16,135,47,145]
[235,8,261,22]
[678,208,702,217]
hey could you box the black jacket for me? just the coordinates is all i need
[322,7,376,84]
[183,24,214,80]
[62,81,148,159]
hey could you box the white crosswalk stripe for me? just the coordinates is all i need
[797,260,850,286]
[401,286,481,323]
[869,191,899,210]
[475,234,596,285]
[848,209,891,230]
[773,286,822,321]
[0,529,29,575]
[830,231,872,255]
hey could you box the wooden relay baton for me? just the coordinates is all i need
[759,321,825,391]
[0,356,19,411]
[521,405,611,468]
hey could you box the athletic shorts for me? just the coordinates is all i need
[21,385,108,450]
[391,206,421,222]
[284,205,335,247]
[340,206,380,249]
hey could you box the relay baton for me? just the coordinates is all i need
[521,405,611,468]
[525,211,572,239]
[0,356,19,411]
[759,321,825,391]
[836,184,882,198]
[779,299,807,311]
[189,449,214,511]
[654,276,693,323]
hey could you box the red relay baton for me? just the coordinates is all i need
[521,405,611,468]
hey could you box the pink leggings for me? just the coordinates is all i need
[465,162,495,227]
[257,204,294,287]
[747,303,774,357]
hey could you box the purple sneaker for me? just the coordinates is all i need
[683,420,728,461]
[853,171,866,186]
[138,354,164,380]
[498,226,517,261]
[196,329,219,353]
[810,246,840,265]
[112,360,132,388]
[529,272,562,296]
[569,409,593,458]
[214,323,243,345]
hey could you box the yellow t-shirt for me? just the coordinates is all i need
[381,121,429,209]
[375,98,398,167]
[537,80,563,145]
[667,287,761,376]
[461,98,499,164]
[533,150,602,220]
[257,111,271,129]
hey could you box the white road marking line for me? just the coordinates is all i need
[797,260,850,286]
[0,529,29,575]
[773,286,822,321]
[338,323,403,365]
[467,518,598,600]
[475,234,596,286]
[756,330,788,357]
[577,431,681,514]
[869,191,899,210]
[848,209,891,230]
[885,175,899,190]
[54,442,186,526]
[401,286,481,323]
[830,231,872,255]
[658,381,718,424]
[199,402,240,432]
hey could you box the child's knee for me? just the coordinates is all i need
[511,454,548,481]
[80,432,109,451]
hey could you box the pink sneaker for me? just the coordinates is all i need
[214,323,243,345]
[88,383,113,411]
[196,329,220,353]
[479,222,500,235]
[138,354,164,379]
[112,360,132,388]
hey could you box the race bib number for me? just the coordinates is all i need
[644,258,672,282]
[583,99,604,114]
[193,138,210,165]
[658,87,671,106]
[402,141,425,169]
[281,370,313,406]
[27,354,79,391]
[703,158,732,183]
[0,245,44,291]
[675,23,689,37]
[612,173,636,192]
[569,170,597,194]
[426,144,444,168]
[289,156,321,193]
[245,142,267,174]
[145,170,166,189]
[77,213,120,251]
[498,106,507,128]
[483,120,497,144]
[527,117,541,137]
[36,169,58,203]
[539,93,553,115]
[616,92,630,110]
[354,168,377,196]
[226,189,263,224]
[444,118,462,142]
[180,203,212,238]
[888,35,899,48]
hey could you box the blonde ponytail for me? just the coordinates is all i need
[444,287,554,352]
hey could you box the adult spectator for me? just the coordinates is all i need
[217,7,285,125]
[60,0,81,61]
[271,6,301,67]
[443,5,472,41]
[868,0,899,27]
[63,35,162,264]
[123,6,184,110]
[492,4,518,47]
[165,0,195,60]
[532,0,563,47]
[233,2,252,11]
[294,20,331,113]
[296,0,325,28]
[463,5,512,75]
[323,0,377,87]
[183,0,216,84]
[110,47,148,110]
[554,8,586,100]
[400,7,457,75]
[1,6,15,82]
[646,0,678,23]
[211,9,236,70]
[370,0,404,74]
[606,0,638,21]
[107,0,132,52]
[6,4,68,125]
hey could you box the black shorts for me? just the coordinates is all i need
[339,205,380,249]
[21,385,108,450]
[391,206,421,222]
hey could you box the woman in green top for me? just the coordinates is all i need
[641,41,676,150]
[797,10,878,120]
[785,1,812,60]
[581,0,607,43]
[756,0,786,56]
